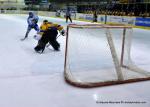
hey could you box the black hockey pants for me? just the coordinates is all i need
[34,28,60,53]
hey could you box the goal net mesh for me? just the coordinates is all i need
[64,24,150,87]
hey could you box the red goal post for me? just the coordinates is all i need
[64,24,150,88]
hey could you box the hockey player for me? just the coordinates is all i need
[66,7,72,23]
[21,12,39,41]
[34,20,65,53]
[93,10,98,22]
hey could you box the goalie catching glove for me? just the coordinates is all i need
[60,29,65,36]
[33,33,42,40]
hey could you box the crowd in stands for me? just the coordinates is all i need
[83,10,150,17]
[77,4,150,17]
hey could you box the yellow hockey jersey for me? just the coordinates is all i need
[40,22,63,32]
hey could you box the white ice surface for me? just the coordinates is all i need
[0,14,149,107]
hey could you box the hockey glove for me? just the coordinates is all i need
[33,34,41,40]
[60,29,65,36]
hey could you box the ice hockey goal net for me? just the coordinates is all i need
[64,24,150,88]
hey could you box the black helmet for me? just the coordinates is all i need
[29,12,33,17]
[43,20,48,23]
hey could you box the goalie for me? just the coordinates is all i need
[34,20,65,53]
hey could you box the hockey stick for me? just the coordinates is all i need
[20,36,27,41]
